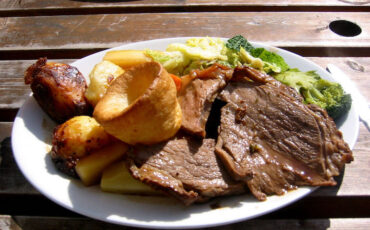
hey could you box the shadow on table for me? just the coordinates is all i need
[0,137,38,193]
[223,218,331,230]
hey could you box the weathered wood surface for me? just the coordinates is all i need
[0,59,71,109]
[0,12,369,58]
[0,0,369,229]
[0,215,21,230]
[1,0,369,9]
[1,216,370,230]
[3,120,368,197]
[0,0,369,17]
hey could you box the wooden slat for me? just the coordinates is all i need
[312,124,370,196]
[308,57,370,103]
[0,59,72,109]
[1,216,370,230]
[0,12,369,58]
[0,215,21,230]
[1,115,369,198]
[1,123,369,218]
[2,124,369,197]
[1,58,369,219]
[1,0,369,9]
[0,0,369,17]
[1,57,369,111]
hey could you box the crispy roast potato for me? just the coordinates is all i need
[24,58,91,123]
[51,116,112,177]
[103,50,152,69]
[85,60,125,107]
[93,62,182,145]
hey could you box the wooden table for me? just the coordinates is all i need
[1,1,369,229]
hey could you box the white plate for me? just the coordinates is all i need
[12,38,359,229]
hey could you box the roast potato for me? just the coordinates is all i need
[24,58,91,123]
[51,116,112,177]
[103,50,152,69]
[93,62,182,145]
[85,60,125,107]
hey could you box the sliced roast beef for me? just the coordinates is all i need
[178,64,233,138]
[127,136,245,205]
[215,66,353,201]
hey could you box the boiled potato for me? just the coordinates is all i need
[85,60,125,107]
[103,50,152,69]
[75,141,128,186]
[52,116,112,159]
[100,160,160,195]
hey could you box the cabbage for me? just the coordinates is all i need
[146,38,232,75]
[166,37,228,61]
[145,50,189,75]
[239,47,264,70]
[147,36,289,75]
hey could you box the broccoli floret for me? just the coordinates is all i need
[274,69,352,120]
[326,94,352,120]
[316,79,352,120]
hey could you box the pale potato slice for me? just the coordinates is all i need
[75,141,128,186]
[93,62,182,145]
[103,50,152,69]
[85,60,124,107]
[100,160,160,195]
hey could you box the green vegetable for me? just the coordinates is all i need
[326,94,352,120]
[147,36,349,119]
[251,48,289,73]
[239,47,264,70]
[145,50,189,75]
[147,35,288,75]
[226,35,289,74]
[274,69,352,120]
[226,35,254,52]
[166,37,228,61]
[148,37,230,75]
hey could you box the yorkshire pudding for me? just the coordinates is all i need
[93,61,182,145]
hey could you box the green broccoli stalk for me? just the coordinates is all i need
[274,69,352,120]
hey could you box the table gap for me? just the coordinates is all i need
[0,5,369,17]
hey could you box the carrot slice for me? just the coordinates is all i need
[169,73,182,91]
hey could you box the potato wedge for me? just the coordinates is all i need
[75,141,128,186]
[103,50,152,69]
[100,160,160,195]
[85,60,124,107]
